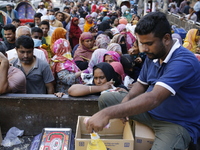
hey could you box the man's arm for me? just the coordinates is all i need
[45,82,55,94]
[121,81,148,103]
[86,84,171,132]
[63,12,71,24]
[0,52,10,94]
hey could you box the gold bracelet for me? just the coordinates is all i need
[89,86,92,93]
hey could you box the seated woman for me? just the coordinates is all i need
[82,48,107,84]
[73,32,95,70]
[107,43,122,55]
[110,61,125,84]
[51,38,82,93]
[103,51,120,64]
[95,34,110,49]
[68,62,126,97]
[84,48,108,74]
[128,40,146,68]
[183,29,200,53]
[110,34,128,54]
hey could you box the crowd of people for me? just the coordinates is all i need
[169,0,200,23]
[1,0,200,149]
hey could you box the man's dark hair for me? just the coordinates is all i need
[16,35,34,49]
[25,22,35,28]
[31,27,43,34]
[34,13,43,18]
[64,6,69,10]
[135,12,171,39]
[12,18,21,23]
[49,9,55,13]
[39,21,50,29]
[6,4,12,7]
[53,8,60,12]
[3,24,16,33]
[0,41,8,54]
[186,1,190,5]
[55,11,64,16]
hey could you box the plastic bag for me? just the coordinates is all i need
[1,127,24,147]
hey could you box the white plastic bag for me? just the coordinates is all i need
[1,127,24,147]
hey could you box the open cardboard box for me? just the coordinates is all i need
[75,116,134,150]
[133,121,155,150]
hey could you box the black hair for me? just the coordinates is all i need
[39,21,50,29]
[49,9,55,13]
[55,11,64,16]
[186,1,190,5]
[64,6,69,10]
[53,8,60,12]
[0,41,8,54]
[3,24,16,33]
[31,27,43,34]
[6,4,12,7]
[34,13,43,18]
[104,29,113,39]
[135,12,171,39]
[25,22,35,28]
[16,35,34,49]
[12,18,21,23]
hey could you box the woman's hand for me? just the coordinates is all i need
[135,57,142,63]
[54,92,65,98]
[100,80,115,91]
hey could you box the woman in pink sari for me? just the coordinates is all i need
[51,38,82,93]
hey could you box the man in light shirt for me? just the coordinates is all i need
[6,26,47,63]
[36,2,47,16]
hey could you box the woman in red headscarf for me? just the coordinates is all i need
[69,17,82,49]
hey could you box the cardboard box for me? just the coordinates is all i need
[75,116,134,150]
[133,121,155,150]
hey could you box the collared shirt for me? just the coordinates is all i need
[6,48,47,63]
[194,1,200,12]
[138,39,200,144]
[11,57,54,94]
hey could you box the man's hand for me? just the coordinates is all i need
[0,52,9,63]
[86,110,110,133]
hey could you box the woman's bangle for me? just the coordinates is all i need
[89,86,92,93]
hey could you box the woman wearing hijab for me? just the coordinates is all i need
[95,34,111,49]
[73,32,95,70]
[110,61,125,84]
[84,48,108,74]
[84,15,94,32]
[51,38,82,93]
[51,27,67,55]
[78,18,85,32]
[183,29,200,53]
[98,16,111,32]
[69,17,82,49]
[103,51,120,63]
[107,43,122,55]
[68,62,123,96]
[110,34,128,54]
